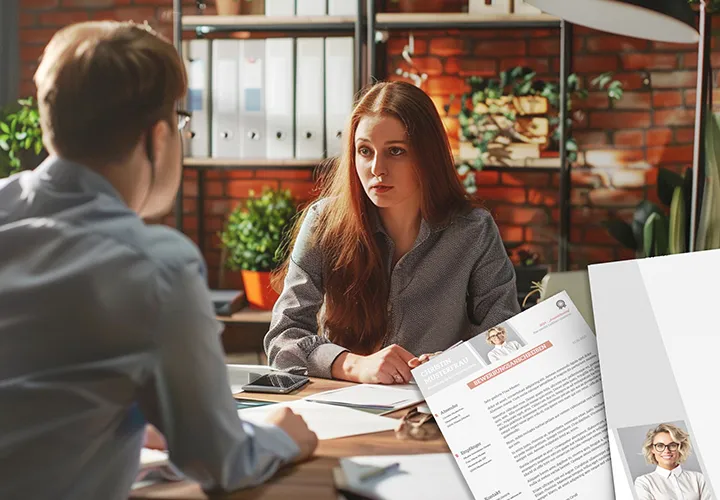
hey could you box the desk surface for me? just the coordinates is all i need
[130,378,448,499]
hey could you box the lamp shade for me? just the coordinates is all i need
[525,0,700,43]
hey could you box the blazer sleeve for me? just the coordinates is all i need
[263,202,349,378]
[467,211,521,333]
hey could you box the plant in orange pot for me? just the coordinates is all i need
[219,188,298,310]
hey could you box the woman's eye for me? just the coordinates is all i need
[389,147,406,156]
[358,146,371,156]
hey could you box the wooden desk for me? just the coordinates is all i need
[130,378,449,500]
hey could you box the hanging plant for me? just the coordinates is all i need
[448,67,623,193]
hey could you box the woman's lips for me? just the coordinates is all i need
[371,185,393,193]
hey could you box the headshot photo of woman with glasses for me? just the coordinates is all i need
[486,325,524,364]
[634,423,714,500]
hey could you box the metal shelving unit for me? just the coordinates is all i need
[172,0,574,270]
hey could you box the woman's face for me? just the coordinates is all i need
[354,114,421,213]
[488,329,506,346]
[652,432,680,469]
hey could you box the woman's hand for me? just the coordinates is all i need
[408,351,442,368]
[331,344,416,384]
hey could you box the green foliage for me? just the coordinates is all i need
[452,67,623,193]
[0,97,45,178]
[219,188,298,272]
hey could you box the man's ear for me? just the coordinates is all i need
[146,119,173,166]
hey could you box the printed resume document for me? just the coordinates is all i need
[411,291,614,500]
[589,250,719,500]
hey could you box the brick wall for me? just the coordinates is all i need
[16,0,714,288]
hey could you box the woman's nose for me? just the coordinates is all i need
[370,156,386,177]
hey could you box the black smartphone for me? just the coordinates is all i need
[242,372,309,394]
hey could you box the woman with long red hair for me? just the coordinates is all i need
[265,81,520,384]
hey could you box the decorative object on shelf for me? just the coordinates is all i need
[0,97,46,179]
[469,0,542,14]
[219,188,298,310]
[388,0,453,12]
[214,0,262,16]
[215,0,241,15]
[451,66,623,193]
[393,34,427,88]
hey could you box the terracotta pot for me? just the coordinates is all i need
[215,0,241,16]
[241,270,280,310]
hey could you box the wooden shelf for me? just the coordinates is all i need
[183,157,324,169]
[375,12,561,29]
[182,15,356,32]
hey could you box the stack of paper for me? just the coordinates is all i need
[305,384,424,415]
[238,400,399,440]
[335,454,474,500]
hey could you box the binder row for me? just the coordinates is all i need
[182,35,355,161]
[268,0,357,16]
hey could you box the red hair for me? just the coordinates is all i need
[274,81,478,354]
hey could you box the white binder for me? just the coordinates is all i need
[211,39,241,158]
[265,38,295,159]
[295,38,325,159]
[328,0,356,15]
[183,39,210,158]
[324,37,354,158]
[238,39,266,159]
[296,0,326,15]
[265,0,295,16]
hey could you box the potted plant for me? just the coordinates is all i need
[0,97,46,178]
[219,188,298,310]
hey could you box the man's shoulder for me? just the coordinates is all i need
[134,223,205,274]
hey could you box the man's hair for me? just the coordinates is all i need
[34,21,187,166]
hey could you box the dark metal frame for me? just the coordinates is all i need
[173,2,575,270]
[365,1,573,271]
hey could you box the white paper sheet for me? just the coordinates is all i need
[305,384,424,414]
[339,454,474,500]
[237,400,399,440]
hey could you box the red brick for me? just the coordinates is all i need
[588,188,643,207]
[182,198,196,214]
[684,89,720,107]
[500,172,551,188]
[653,109,695,127]
[570,171,605,188]
[574,55,619,73]
[576,91,610,110]
[38,10,90,26]
[182,215,198,232]
[60,0,114,6]
[183,179,198,197]
[613,91,651,110]
[620,53,678,71]
[647,128,673,147]
[228,170,255,179]
[474,171,500,185]
[589,111,651,129]
[19,28,57,45]
[20,45,45,64]
[493,206,549,225]
[674,128,695,144]
[570,245,616,266]
[426,76,468,96]
[476,187,526,204]
[19,81,36,97]
[429,38,465,56]
[651,40,697,51]
[647,145,693,166]
[280,180,316,201]
[524,226,555,243]
[255,169,313,180]
[387,37,428,55]
[20,12,37,27]
[444,117,459,139]
[527,188,558,207]
[528,38,558,56]
[682,52,720,69]
[564,207,609,225]
[575,131,609,148]
[650,71,697,89]
[204,200,229,216]
[585,35,650,53]
[583,227,618,245]
[93,6,156,21]
[226,180,278,198]
[613,130,644,147]
[499,58,550,75]
[652,90,683,108]
[21,63,38,81]
[606,72,651,91]
[444,58,497,76]
[21,0,59,8]
[204,180,225,197]
[499,225,524,243]
[473,40,526,57]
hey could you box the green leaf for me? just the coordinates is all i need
[632,200,664,247]
[603,219,636,250]
[0,122,8,134]
[657,167,684,206]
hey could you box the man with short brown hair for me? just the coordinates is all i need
[0,21,317,500]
